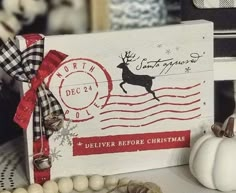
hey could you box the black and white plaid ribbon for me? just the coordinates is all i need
[193,0,236,8]
[0,38,65,140]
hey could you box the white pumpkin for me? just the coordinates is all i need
[189,117,236,192]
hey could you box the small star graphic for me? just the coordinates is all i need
[185,67,191,73]
[166,49,171,54]
[157,44,162,48]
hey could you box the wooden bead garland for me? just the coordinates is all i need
[27,184,43,193]
[117,177,131,193]
[43,180,59,193]
[104,175,119,190]
[88,175,105,191]
[0,174,163,193]
[72,175,88,192]
[57,177,73,193]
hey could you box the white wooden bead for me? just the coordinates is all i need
[118,177,130,193]
[43,180,59,193]
[13,188,28,193]
[104,175,119,190]
[89,175,104,191]
[73,175,89,192]
[28,184,43,193]
[129,180,141,184]
[118,177,130,185]
[0,190,11,193]
[58,177,73,193]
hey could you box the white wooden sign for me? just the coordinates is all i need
[18,20,214,183]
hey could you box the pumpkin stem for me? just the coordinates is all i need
[224,117,235,138]
[211,124,224,137]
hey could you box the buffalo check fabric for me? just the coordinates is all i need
[35,84,64,139]
[193,0,236,8]
[0,40,26,81]
[0,39,64,140]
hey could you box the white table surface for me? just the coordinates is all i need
[0,137,233,193]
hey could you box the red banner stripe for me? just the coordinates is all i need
[73,130,190,156]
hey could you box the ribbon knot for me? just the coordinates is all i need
[0,37,68,139]
[14,50,68,130]
[31,76,41,91]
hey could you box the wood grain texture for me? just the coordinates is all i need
[90,0,110,32]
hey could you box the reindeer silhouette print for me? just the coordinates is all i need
[117,51,159,101]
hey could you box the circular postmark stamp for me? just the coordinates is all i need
[47,58,112,122]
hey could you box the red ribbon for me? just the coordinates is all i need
[33,136,50,184]
[14,50,68,129]
[22,34,43,47]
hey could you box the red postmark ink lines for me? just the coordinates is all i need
[47,58,112,122]
[99,83,202,130]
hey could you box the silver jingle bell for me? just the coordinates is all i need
[44,113,64,131]
[34,155,52,170]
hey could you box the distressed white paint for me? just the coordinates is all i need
[17,20,214,183]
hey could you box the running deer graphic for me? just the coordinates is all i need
[117,51,159,101]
